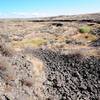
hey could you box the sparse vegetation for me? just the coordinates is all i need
[0,14,100,100]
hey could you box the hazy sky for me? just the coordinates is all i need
[0,0,100,18]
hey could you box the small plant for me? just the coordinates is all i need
[79,25,91,33]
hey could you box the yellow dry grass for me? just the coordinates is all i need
[12,37,47,49]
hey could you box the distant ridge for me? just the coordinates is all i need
[29,13,100,23]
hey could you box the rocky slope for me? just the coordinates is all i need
[0,44,100,100]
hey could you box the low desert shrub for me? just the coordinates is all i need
[79,25,91,33]
[0,38,13,56]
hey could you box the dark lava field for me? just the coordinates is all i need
[0,13,100,100]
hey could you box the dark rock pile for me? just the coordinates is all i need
[65,39,84,45]
[91,28,100,36]
[51,23,63,27]
[30,49,100,100]
[90,38,100,47]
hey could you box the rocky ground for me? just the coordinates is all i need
[0,13,100,100]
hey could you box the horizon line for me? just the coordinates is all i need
[0,12,100,19]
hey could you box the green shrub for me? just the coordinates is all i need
[79,25,91,33]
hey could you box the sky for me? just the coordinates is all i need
[0,0,100,18]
